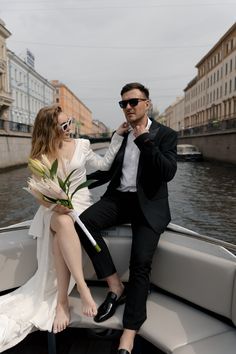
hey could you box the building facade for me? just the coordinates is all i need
[184,22,236,131]
[162,97,185,131]
[92,119,109,137]
[51,80,93,136]
[0,19,13,130]
[162,22,236,135]
[8,49,55,133]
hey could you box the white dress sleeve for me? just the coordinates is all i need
[84,132,123,171]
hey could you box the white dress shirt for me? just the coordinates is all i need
[118,118,152,192]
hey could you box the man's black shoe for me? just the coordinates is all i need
[117,350,130,354]
[94,290,126,323]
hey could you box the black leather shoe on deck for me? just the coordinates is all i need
[117,349,130,354]
[94,290,126,323]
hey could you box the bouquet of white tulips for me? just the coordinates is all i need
[24,155,101,252]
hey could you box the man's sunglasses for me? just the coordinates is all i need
[118,98,147,109]
[60,117,73,131]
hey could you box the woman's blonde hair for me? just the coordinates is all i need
[30,105,63,159]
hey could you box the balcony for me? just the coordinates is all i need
[0,59,5,73]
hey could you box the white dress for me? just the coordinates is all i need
[0,134,123,352]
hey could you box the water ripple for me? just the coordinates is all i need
[0,160,235,244]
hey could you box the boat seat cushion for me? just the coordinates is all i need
[172,330,236,354]
[68,286,233,354]
[139,292,233,353]
[69,286,124,330]
[232,276,236,325]
[150,234,236,320]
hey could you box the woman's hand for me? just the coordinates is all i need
[116,122,130,136]
[52,204,71,214]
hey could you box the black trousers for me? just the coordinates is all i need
[75,190,161,330]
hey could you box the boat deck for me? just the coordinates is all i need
[4,328,162,354]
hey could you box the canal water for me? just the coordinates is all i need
[0,160,235,244]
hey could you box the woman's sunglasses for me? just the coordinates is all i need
[60,117,73,131]
[118,98,147,109]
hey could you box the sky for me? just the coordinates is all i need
[0,0,235,130]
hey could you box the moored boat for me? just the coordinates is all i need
[177,144,203,161]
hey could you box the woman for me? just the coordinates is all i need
[0,105,127,352]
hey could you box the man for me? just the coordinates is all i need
[76,82,177,354]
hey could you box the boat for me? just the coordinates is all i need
[0,220,236,354]
[177,144,203,161]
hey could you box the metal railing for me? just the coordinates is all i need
[9,121,31,133]
[179,116,236,137]
[78,133,111,143]
[0,119,31,133]
[167,223,236,253]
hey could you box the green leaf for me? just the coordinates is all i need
[58,199,74,209]
[66,181,71,194]
[57,176,65,191]
[70,179,97,199]
[62,168,77,189]
[50,159,58,179]
[43,195,57,203]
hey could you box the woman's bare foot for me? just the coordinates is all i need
[78,285,97,317]
[53,301,70,333]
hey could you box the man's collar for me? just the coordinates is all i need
[128,117,152,131]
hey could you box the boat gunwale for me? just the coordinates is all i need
[0,221,236,253]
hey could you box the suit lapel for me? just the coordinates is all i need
[136,120,160,181]
[148,120,160,140]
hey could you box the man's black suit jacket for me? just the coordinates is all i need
[87,120,177,234]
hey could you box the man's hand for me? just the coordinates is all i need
[116,122,130,135]
[133,124,149,138]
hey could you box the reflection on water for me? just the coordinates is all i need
[0,160,235,244]
[168,161,236,243]
[0,167,38,227]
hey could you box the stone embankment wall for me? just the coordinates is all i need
[178,131,236,165]
[0,135,109,169]
[1,131,235,169]
[0,135,32,169]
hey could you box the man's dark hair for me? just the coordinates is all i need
[120,82,149,99]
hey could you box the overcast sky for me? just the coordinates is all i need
[0,0,235,130]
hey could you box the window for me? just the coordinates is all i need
[225,82,227,96]
[225,63,228,75]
